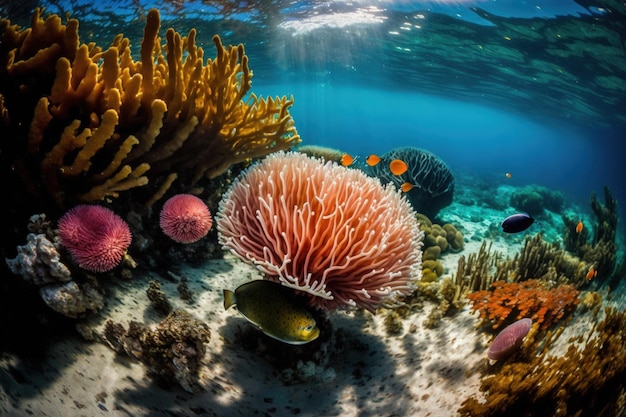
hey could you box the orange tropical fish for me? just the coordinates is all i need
[505,172,512,179]
[576,220,583,234]
[586,266,598,280]
[400,182,414,193]
[366,154,381,167]
[389,159,408,176]
[341,153,355,167]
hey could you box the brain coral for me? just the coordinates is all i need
[216,151,424,312]
[368,147,454,218]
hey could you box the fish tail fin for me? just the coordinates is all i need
[223,289,236,310]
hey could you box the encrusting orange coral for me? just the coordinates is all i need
[0,8,300,208]
[466,279,581,330]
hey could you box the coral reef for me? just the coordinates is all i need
[561,213,589,254]
[454,240,501,294]
[466,279,580,330]
[494,233,590,288]
[176,278,195,303]
[418,213,464,253]
[459,307,626,417]
[589,186,618,245]
[500,233,556,280]
[392,214,466,328]
[421,275,467,328]
[5,216,106,317]
[510,185,564,216]
[367,147,454,218]
[510,189,543,215]
[0,8,300,211]
[147,280,173,316]
[5,232,71,285]
[442,223,465,251]
[421,259,443,283]
[450,230,603,331]
[581,187,618,282]
[39,279,104,318]
[0,7,300,322]
[416,212,464,282]
[102,309,211,393]
[159,194,213,243]
[216,151,424,312]
[562,187,620,288]
[580,290,602,312]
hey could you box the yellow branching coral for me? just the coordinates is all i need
[0,8,300,208]
[494,234,590,287]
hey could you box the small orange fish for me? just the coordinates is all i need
[505,172,512,179]
[341,153,355,167]
[576,220,583,234]
[586,266,598,280]
[400,182,414,193]
[366,154,381,167]
[389,159,408,176]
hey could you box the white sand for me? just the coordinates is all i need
[0,251,491,417]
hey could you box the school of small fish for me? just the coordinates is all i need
[342,153,414,193]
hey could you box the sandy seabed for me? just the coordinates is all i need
[0,239,497,417]
[4,192,616,417]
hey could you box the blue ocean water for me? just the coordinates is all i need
[9,0,619,234]
[259,82,624,209]
[235,0,625,220]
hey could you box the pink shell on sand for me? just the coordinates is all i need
[488,318,532,362]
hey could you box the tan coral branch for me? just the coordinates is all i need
[61,109,118,176]
[80,163,150,201]
[1,8,300,208]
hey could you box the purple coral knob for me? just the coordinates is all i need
[488,318,532,363]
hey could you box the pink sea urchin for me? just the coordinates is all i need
[58,205,132,272]
[488,317,533,364]
[159,194,213,244]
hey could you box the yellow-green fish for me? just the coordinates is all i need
[223,280,320,345]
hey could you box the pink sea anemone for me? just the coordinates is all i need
[216,151,424,312]
[488,317,533,363]
[159,194,213,244]
[58,205,132,272]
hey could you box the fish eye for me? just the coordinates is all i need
[298,324,315,334]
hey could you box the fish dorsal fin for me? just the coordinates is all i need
[223,289,237,310]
